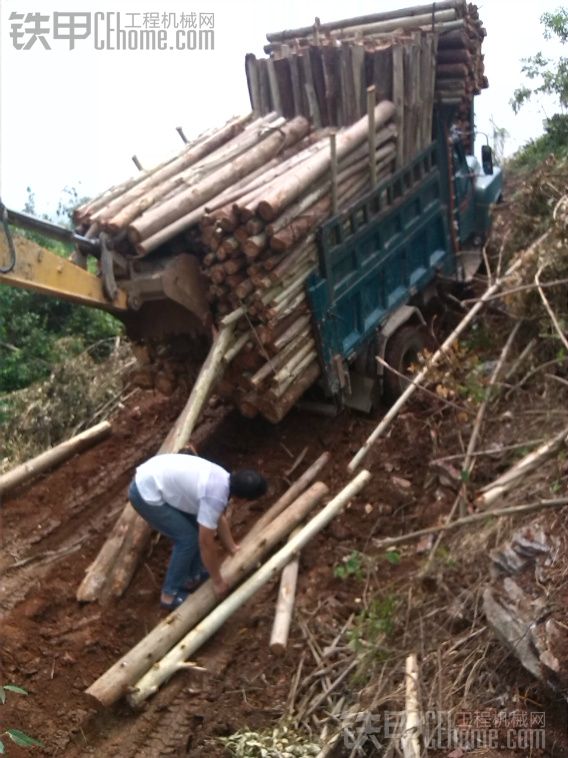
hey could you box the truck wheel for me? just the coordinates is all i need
[382,324,434,402]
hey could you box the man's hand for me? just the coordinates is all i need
[213,577,229,598]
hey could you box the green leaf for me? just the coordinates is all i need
[3,685,28,696]
[6,729,44,747]
[385,550,401,565]
[0,688,5,705]
[0,737,5,754]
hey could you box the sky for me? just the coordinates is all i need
[0,0,564,217]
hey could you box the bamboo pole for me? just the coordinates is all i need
[0,421,111,496]
[76,325,236,603]
[86,479,329,706]
[127,470,371,705]
[348,258,523,472]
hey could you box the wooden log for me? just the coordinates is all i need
[243,232,267,259]
[77,117,250,224]
[256,101,396,221]
[245,452,331,543]
[266,1,461,41]
[392,43,405,168]
[299,50,322,128]
[273,314,312,351]
[127,471,371,705]
[86,477,330,706]
[76,326,236,603]
[130,117,310,243]
[249,327,312,389]
[223,257,246,276]
[270,530,300,655]
[245,53,261,115]
[0,421,111,497]
[100,115,253,228]
[271,349,317,398]
[436,62,469,79]
[260,360,320,423]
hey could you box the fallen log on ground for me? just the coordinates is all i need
[76,325,236,603]
[269,528,301,656]
[127,469,371,706]
[0,421,111,497]
[86,479,329,706]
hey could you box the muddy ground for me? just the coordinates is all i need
[1,349,568,755]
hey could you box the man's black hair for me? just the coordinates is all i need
[229,470,267,500]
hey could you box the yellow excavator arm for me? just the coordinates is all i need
[0,232,129,311]
[0,204,129,312]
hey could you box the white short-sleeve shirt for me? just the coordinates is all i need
[134,454,230,529]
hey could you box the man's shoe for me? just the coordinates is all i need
[160,590,189,610]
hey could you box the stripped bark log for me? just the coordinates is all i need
[0,421,111,496]
[255,102,395,221]
[129,117,310,243]
[269,528,301,655]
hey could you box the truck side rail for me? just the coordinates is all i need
[308,141,454,394]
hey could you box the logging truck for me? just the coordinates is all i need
[0,1,501,421]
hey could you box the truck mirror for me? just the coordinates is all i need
[481,145,494,175]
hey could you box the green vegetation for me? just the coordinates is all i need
[0,684,43,753]
[0,189,123,394]
[510,9,568,169]
[333,550,365,580]
[347,595,399,654]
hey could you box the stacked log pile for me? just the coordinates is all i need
[201,103,397,422]
[246,0,486,158]
[74,101,397,423]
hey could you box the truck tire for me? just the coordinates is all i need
[382,324,434,402]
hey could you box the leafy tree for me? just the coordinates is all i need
[511,9,568,113]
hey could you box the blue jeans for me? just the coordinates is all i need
[129,479,206,596]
